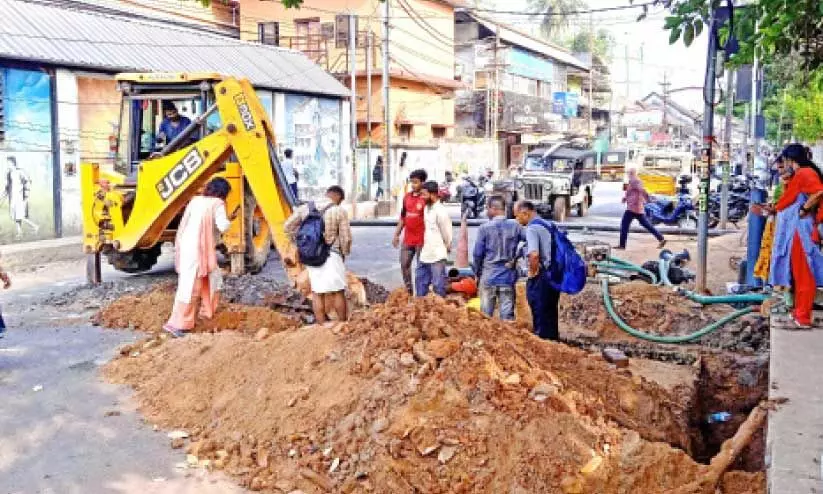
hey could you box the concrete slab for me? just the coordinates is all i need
[767,320,823,494]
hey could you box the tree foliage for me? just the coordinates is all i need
[529,0,587,38]
[657,0,823,71]
[563,28,615,62]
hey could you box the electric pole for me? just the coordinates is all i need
[720,68,734,229]
[588,12,594,140]
[366,30,372,198]
[349,13,358,210]
[492,25,501,171]
[696,12,718,293]
[381,0,391,201]
[660,71,670,134]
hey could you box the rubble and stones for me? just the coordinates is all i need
[105,291,765,493]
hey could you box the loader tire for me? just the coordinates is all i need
[244,188,272,274]
[106,245,162,274]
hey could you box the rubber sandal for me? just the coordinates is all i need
[162,325,186,338]
[789,315,813,330]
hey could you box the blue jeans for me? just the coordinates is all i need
[415,260,447,297]
[480,285,515,320]
[619,211,664,248]
[526,271,560,340]
[289,182,299,200]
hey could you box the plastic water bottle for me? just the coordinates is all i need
[707,412,732,424]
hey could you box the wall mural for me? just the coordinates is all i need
[0,67,54,243]
[283,95,341,192]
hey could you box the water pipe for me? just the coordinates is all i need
[676,289,770,305]
[600,279,754,344]
[592,261,658,285]
[606,256,659,284]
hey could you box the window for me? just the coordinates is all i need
[257,22,279,46]
[432,126,446,139]
[554,65,568,92]
[335,14,358,48]
[539,81,552,100]
[510,75,538,96]
[295,18,321,52]
[398,124,412,141]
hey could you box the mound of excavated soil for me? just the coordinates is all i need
[93,283,299,334]
[553,282,769,354]
[105,292,763,494]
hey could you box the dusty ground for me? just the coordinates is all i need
[104,292,765,494]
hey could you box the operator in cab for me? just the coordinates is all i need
[156,101,193,149]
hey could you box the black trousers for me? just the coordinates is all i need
[526,271,560,341]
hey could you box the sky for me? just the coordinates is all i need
[479,0,711,112]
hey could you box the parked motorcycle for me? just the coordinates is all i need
[708,191,750,228]
[438,182,452,202]
[644,175,698,229]
[459,176,486,219]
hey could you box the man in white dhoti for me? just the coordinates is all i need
[163,178,234,337]
[2,157,39,238]
[285,185,352,323]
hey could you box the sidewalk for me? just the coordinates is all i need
[767,316,823,493]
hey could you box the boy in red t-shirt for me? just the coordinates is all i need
[392,169,429,294]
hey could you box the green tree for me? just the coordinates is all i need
[529,0,587,39]
[658,0,823,72]
[563,28,615,62]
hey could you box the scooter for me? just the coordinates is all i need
[644,176,698,229]
[459,177,486,219]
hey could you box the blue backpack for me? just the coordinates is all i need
[531,218,587,294]
[296,202,330,267]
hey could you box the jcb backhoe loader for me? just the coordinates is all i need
[80,72,300,284]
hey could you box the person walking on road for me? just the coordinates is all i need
[515,200,560,341]
[164,178,236,338]
[373,156,385,201]
[392,169,429,295]
[473,196,523,320]
[416,181,452,297]
[617,168,665,250]
[281,148,299,200]
[285,186,352,324]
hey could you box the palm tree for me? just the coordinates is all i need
[529,0,587,39]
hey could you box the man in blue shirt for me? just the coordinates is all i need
[473,196,523,320]
[157,101,192,148]
[515,200,559,341]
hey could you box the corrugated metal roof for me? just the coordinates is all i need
[465,12,590,73]
[0,0,349,98]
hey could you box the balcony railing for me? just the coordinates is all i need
[275,32,379,74]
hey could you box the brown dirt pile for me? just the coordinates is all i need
[554,282,769,353]
[94,283,299,334]
[105,292,763,494]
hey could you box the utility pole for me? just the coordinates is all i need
[381,0,391,202]
[492,25,501,171]
[696,11,718,293]
[744,19,767,287]
[366,31,373,198]
[624,43,630,100]
[749,43,760,171]
[349,13,358,211]
[720,68,734,229]
[587,12,594,139]
[660,71,670,134]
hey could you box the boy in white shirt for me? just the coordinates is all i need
[415,181,453,297]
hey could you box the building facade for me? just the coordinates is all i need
[239,0,462,196]
[0,0,347,244]
[454,12,593,169]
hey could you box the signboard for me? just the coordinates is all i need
[499,92,559,133]
[507,47,553,82]
[565,93,578,118]
[552,92,566,114]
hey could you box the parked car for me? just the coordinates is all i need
[517,144,598,222]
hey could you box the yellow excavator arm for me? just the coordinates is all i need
[81,77,300,282]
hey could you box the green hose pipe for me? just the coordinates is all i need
[678,291,771,305]
[600,279,754,344]
[597,268,634,280]
[594,260,658,285]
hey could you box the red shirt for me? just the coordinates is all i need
[401,191,426,247]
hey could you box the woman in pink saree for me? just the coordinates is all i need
[163,178,233,337]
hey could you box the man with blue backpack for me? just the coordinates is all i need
[514,200,587,341]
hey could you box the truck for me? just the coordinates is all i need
[517,143,598,222]
[81,72,301,284]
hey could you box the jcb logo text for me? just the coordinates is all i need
[156,148,205,201]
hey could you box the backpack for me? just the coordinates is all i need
[531,218,587,294]
[296,202,330,267]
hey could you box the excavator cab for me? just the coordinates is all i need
[81,73,298,284]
